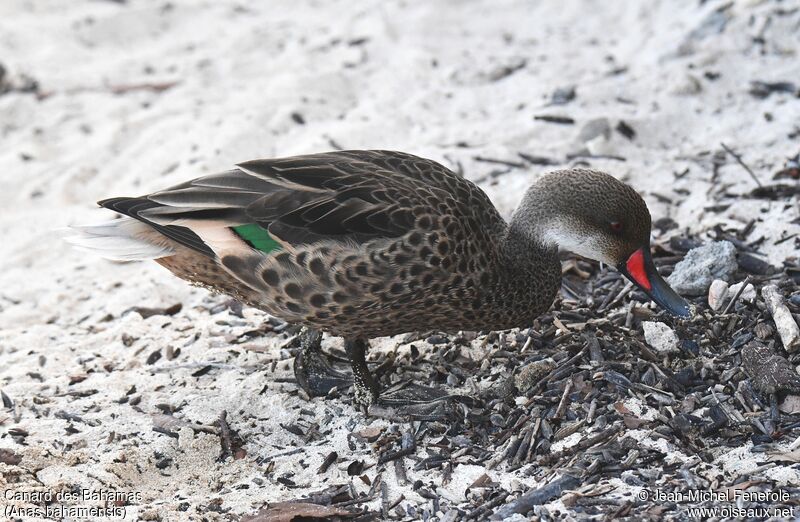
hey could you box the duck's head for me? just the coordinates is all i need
[512,168,692,318]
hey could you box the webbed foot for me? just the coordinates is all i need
[294,332,477,420]
[371,381,478,421]
[293,328,352,397]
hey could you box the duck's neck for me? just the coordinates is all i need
[506,185,560,253]
[496,206,562,321]
[501,187,561,277]
[499,224,558,287]
[507,184,607,264]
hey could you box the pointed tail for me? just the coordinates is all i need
[63,218,176,261]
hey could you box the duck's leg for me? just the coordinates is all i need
[295,331,471,419]
[293,328,352,397]
[344,338,380,407]
[353,338,476,420]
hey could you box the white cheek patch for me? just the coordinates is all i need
[540,219,616,265]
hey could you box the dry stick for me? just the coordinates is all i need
[386,494,405,513]
[333,495,376,508]
[720,142,763,188]
[722,275,751,315]
[512,427,534,467]
[539,424,622,466]
[317,451,338,474]
[377,444,416,465]
[490,474,581,520]
[109,81,179,94]
[597,279,622,311]
[775,233,798,245]
[380,481,389,519]
[601,282,634,313]
[587,399,598,424]
[503,435,522,464]
[474,156,526,169]
[762,284,800,352]
[554,379,574,420]
[554,419,586,442]
[218,410,233,459]
[466,491,510,521]
[384,431,415,478]
[547,346,588,383]
[525,418,543,462]
[393,458,407,486]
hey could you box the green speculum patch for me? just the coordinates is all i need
[232,223,281,253]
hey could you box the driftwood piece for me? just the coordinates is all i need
[762,285,800,352]
[490,475,580,520]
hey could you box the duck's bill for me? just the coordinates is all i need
[617,247,692,318]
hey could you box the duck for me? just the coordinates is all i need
[69,150,691,410]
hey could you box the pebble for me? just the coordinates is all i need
[177,426,195,450]
[670,73,703,95]
[708,279,757,312]
[642,321,680,354]
[779,395,800,415]
[728,281,756,302]
[707,279,729,311]
[578,117,611,143]
[354,426,383,443]
[667,241,737,296]
[551,85,576,105]
[762,285,800,353]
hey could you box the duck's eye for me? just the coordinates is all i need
[610,221,623,234]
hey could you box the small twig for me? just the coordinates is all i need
[490,475,580,520]
[599,282,634,313]
[518,152,560,166]
[317,451,338,474]
[218,410,233,460]
[109,80,179,95]
[393,458,407,486]
[721,142,763,187]
[553,379,574,420]
[326,136,345,150]
[511,427,534,467]
[722,275,751,315]
[332,494,376,508]
[377,444,415,465]
[257,447,304,463]
[152,427,179,439]
[566,152,627,162]
[534,114,575,124]
[597,279,623,312]
[378,431,416,465]
[55,410,96,425]
[380,481,390,518]
[539,425,622,465]
[466,491,510,521]
[473,156,526,169]
[774,233,798,245]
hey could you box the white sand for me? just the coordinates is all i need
[1,0,799,519]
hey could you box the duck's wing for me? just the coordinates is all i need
[98,150,496,260]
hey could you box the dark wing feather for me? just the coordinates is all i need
[98,197,216,258]
[100,150,496,257]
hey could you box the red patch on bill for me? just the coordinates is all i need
[626,248,652,291]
